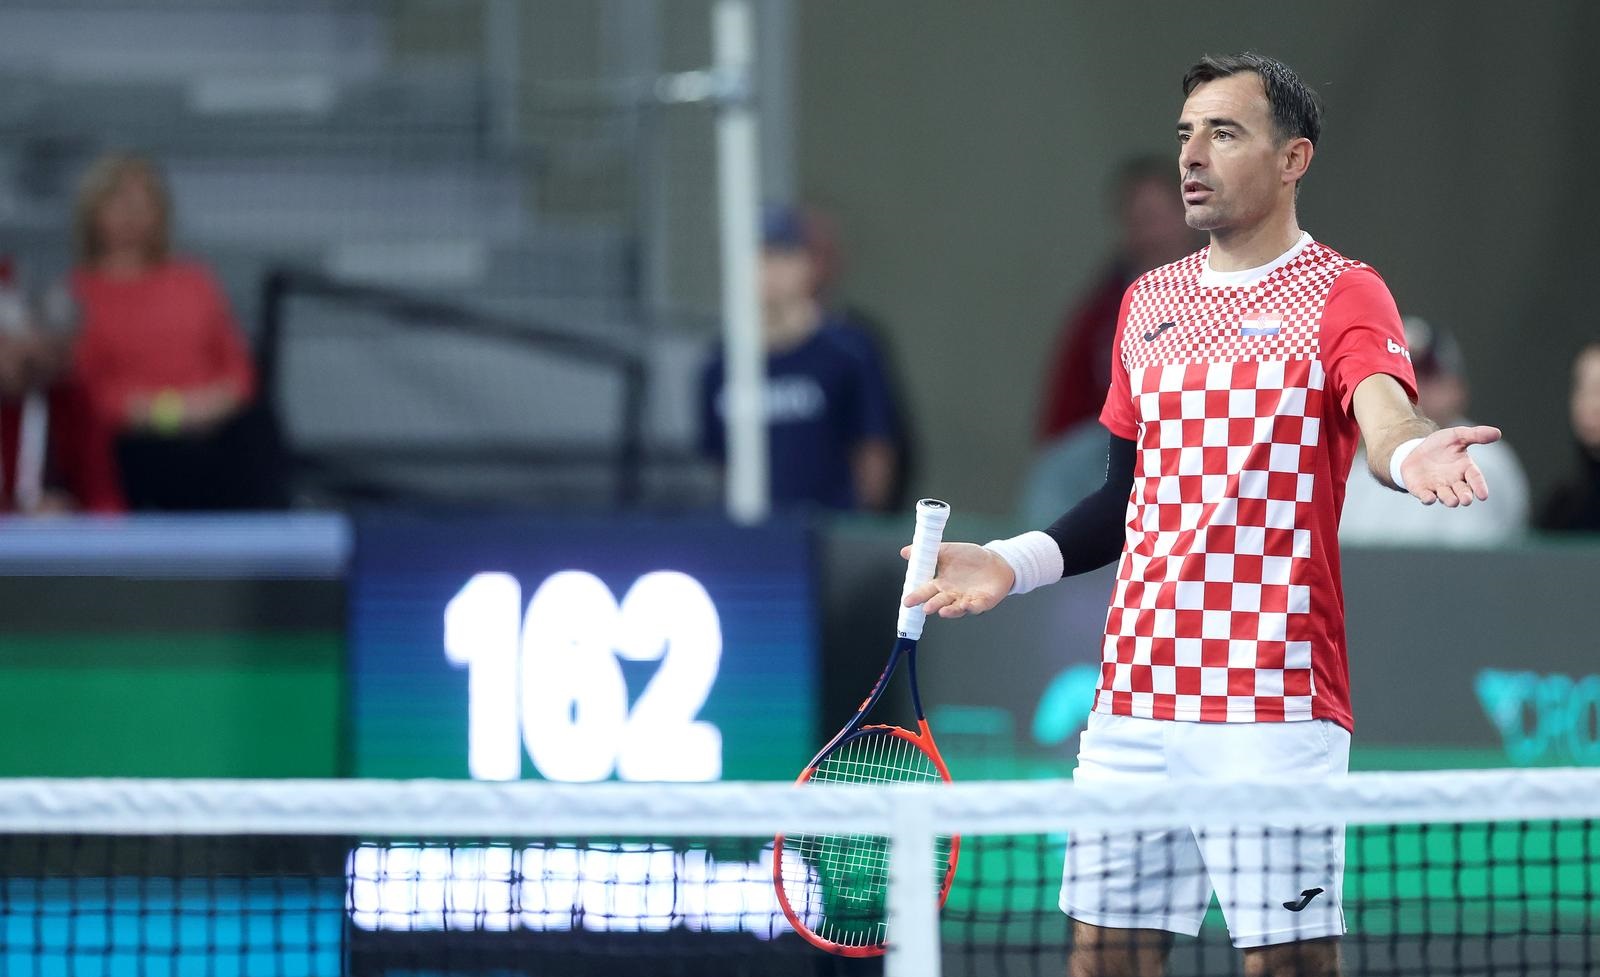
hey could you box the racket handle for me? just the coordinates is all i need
[897,498,951,639]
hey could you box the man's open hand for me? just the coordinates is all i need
[1402,425,1502,507]
[900,542,1015,619]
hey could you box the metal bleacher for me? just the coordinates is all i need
[0,0,714,509]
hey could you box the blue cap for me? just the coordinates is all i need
[762,204,807,250]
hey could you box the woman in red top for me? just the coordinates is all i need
[68,153,278,510]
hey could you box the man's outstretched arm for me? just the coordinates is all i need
[902,434,1135,618]
[1352,373,1501,507]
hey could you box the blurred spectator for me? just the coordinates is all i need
[1341,316,1529,546]
[1537,341,1600,531]
[1017,422,1113,529]
[68,152,283,510]
[699,205,899,512]
[1036,155,1202,442]
[0,259,80,514]
[796,204,916,511]
[1023,157,1200,521]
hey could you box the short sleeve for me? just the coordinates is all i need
[1321,266,1418,413]
[1096,284,1139,440]
[698,353,726,460]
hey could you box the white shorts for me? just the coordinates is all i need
[1060,712,1350,949]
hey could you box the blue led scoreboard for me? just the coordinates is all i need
[348,511,818,782]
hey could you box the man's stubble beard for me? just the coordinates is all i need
[1183,206,1225,232]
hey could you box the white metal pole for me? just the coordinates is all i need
[483,0,520,151]
[713,0,769,524]
[886,804,941,977]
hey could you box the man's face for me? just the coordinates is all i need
[1571,348,1600,453]
[1176,73,1290,233]
[761,247,813,308]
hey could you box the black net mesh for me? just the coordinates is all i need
[1,833,885,977]
[2,819,1596,976]
[945,821,1600,976]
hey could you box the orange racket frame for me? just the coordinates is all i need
[773,497,960,957]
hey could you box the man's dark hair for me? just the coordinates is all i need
[1183,53,1322,148]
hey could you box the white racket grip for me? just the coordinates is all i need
[896,499,951,639]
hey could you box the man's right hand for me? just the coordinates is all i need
[899,542,1015,619]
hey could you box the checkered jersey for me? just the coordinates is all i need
[1095,240,1416,731]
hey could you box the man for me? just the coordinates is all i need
[699,206,899,511]
[904,54,1499,976]
[1341,316,1529,546]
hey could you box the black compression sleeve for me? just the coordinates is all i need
[1043,434,1135,578]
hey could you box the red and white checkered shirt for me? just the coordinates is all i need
[1096,236,1416,731]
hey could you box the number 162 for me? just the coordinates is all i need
[444,571,723,783]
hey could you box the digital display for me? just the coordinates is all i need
[348,512,818,782]
[346,841,809,938]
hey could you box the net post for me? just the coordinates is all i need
[886,801,941,977]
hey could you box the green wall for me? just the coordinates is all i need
[0,578,343,778]
[0,634,339,778]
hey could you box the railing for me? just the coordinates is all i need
[256,267,646,507]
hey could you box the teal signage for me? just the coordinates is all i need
[1475,669,1600,766]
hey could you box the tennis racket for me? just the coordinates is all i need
[773,498,959,956]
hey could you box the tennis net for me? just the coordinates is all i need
[0,769,1595,976]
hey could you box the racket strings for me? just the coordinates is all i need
[778,730,954,949]
[808,730,940,787]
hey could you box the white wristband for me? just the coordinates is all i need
[1389,437,1424,491]
[983,531,1064,596]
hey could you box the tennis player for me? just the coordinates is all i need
[904,52,1500,977]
